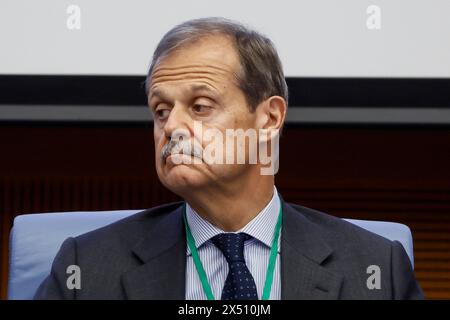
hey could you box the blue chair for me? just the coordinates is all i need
[7,209,415,300]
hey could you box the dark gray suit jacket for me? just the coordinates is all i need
[34,200,424,299]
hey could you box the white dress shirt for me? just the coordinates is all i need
[185,186,282,300]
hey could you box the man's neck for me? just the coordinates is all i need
[183,178,275,232]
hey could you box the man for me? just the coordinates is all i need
[35,17,423,300]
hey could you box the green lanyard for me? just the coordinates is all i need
[183,200,283,300]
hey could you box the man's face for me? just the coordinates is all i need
[148,35,260,195]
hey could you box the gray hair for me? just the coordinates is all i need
[144,17,288,112]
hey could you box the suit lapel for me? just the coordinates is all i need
[121,204,186,299]
[281,201,343,299]
[119,198,343,300]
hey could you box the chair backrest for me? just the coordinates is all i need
[343,218,414,266]
[7,210,414,300]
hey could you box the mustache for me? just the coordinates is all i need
[161,139,203,161]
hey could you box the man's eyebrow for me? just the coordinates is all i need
[148,83,221,105]
[190,83,221,97]
[190,84,222,100]
[148,87,166,100]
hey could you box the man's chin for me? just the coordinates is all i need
[160,165,210,193]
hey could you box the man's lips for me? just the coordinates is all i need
[161,140,203,162]
[164,153,203,164]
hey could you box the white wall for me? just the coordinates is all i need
[1,0,449,77]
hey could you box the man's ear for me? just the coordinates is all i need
[255,96,287,130]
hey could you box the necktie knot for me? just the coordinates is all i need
[211,232,252,263]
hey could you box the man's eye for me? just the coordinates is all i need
[192,104,211,114]
[155,109,170,120]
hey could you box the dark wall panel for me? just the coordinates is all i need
[1,124,449,299]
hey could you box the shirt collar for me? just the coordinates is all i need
[185,186,281,256]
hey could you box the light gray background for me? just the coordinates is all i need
[1,0,449,77]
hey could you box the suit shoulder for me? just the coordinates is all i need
[286,202,395,250]
[73,201,184,249]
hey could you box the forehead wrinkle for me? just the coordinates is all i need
[149,80,225,103]
[151,63,237,87]
[151,67,231,86]
[153,63,231,75]
[150,75,227,94]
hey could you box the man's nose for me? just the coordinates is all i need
[163,104,190,140]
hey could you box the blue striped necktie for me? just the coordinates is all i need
[211,232,258,300]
